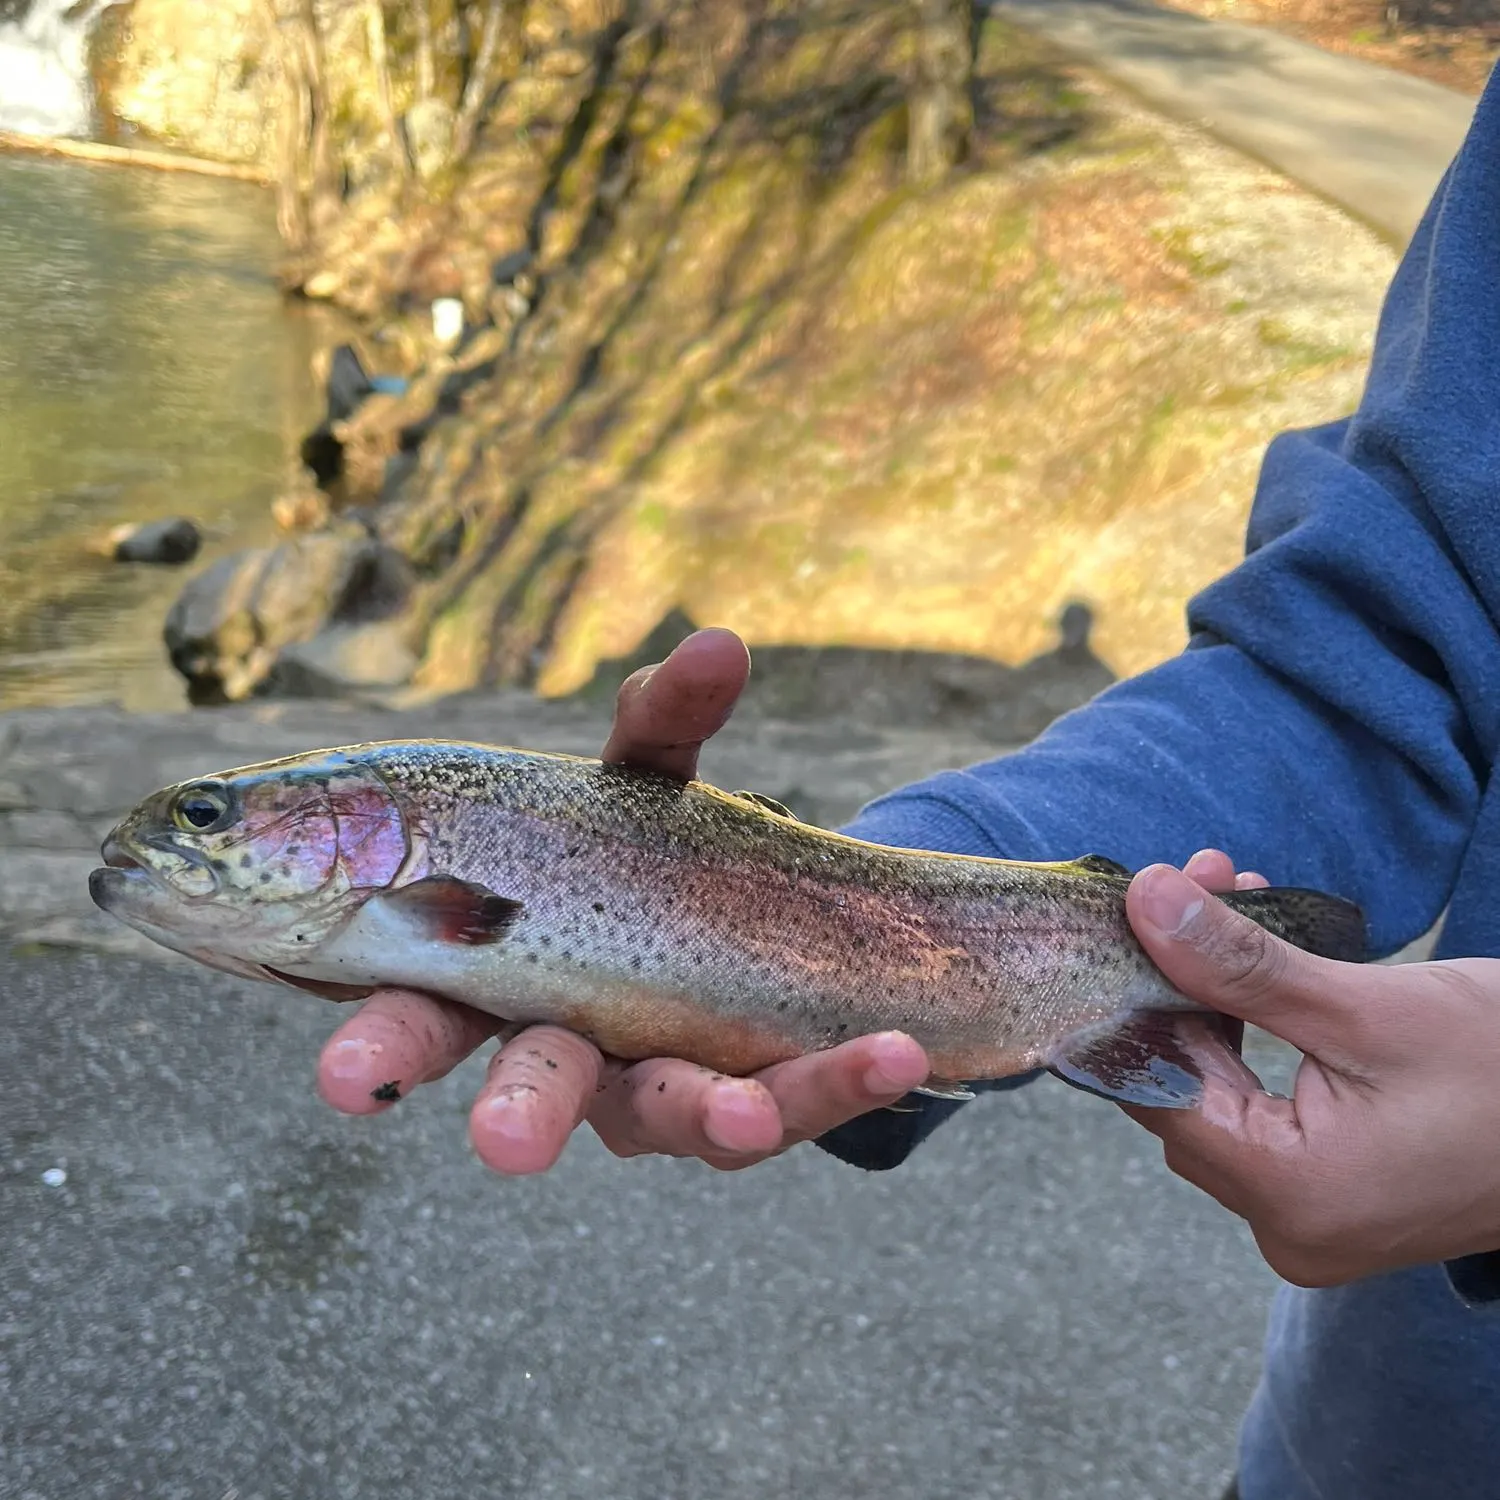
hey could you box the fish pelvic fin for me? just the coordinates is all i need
[913,1075,977,1101]
[1048,1010,1253,1110]
[264,968,376,1004]
[1220,885,1367,963]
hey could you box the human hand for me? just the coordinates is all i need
[316,626,931,1173]
[1122,855,1500,1287]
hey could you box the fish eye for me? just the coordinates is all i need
[170,784,236,834]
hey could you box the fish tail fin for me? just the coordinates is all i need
[1218,885,1367,963]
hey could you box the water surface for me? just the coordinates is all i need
[0,153,328,710]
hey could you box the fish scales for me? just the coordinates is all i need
[87,739,1369,1108]
[366,744,1155,1076]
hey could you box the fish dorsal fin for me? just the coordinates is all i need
[1048,1010,1252,1109]
[734,790,799,821]
[264,967,376,1003]
[1071,853,1132,878]
[382,876,525,945]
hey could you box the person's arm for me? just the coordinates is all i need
[315,60,1500,1243]
[824,73,1500,1164]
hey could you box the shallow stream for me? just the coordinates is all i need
[0,153,328,710]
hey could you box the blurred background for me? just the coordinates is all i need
[0,3,1490,1496]
[3,0,1477,720]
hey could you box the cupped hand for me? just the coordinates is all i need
[1122,858,1500,1287]
[316,626,931,1173]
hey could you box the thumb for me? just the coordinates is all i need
[602,627,750,782]
[1127,862,1369,1061]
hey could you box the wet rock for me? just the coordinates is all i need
[162,529,415,704]
[490,247,534,286]
[404,98,456,181]
[301,344,410,492]
[108,517,202,565]
[261,621,419,701]
[271,485,333,534]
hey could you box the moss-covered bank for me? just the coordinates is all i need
[118,2,1394,700]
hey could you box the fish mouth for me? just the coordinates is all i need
[100,834,142,871]
[89,831,192,912]
[88,862,143,912]
[90,833,153,911]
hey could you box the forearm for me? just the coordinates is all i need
[820,70,1500,1174]
[818,428,1493,1169]
[816,630,1481,1170]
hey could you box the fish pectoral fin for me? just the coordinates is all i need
[264,967,376,1003]
[733,790,799,821]
[1048,1010,1250,1109]
[913,1075,977,1101]
[380,876,525,946]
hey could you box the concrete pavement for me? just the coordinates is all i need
[993,0,1480,245]
[0,694,1299,1498]
[1,947,1285,1500]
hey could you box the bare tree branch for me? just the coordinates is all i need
[295,0,342,229]
[257,0,311,248]
[451,0,505,164]
[415,0,437,101]
[907,0,974,185]
[365,0,415,176]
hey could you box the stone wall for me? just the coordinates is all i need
[92,0,282,163]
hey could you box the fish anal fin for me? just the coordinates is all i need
[1048,1010,1254,1110]
[264,967,376,1003]
[913,1074,977,1101]
[383,876,524,945]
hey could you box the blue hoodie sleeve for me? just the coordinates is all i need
[814,72,1500,1301]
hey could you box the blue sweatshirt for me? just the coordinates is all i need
[822,62,1500,1500]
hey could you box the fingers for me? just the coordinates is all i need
[1182,847,1268,892]
[751,1032,931,1141]
[588,1060,786,1163]
[1127,863,1381,1059]
[318,988,502,1115]
[1182,848,1237,891]
[1123,1076,1306,1219]
[602,627,751,782]
[468,1025,605,1175]
[587,1033,930,1167]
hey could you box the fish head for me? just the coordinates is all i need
[88,752,419,976]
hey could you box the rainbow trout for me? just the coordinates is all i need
[88,740,1366,1107]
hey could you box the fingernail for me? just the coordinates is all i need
[480,1090,539,1142]
[1139,865,1205,939]
[704,1082,767,1153]
[325,1037,382,1080]
[858,1032,924,1092]
[864,1038,924,1095]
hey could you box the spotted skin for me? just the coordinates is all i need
[90,740,1367,1095]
